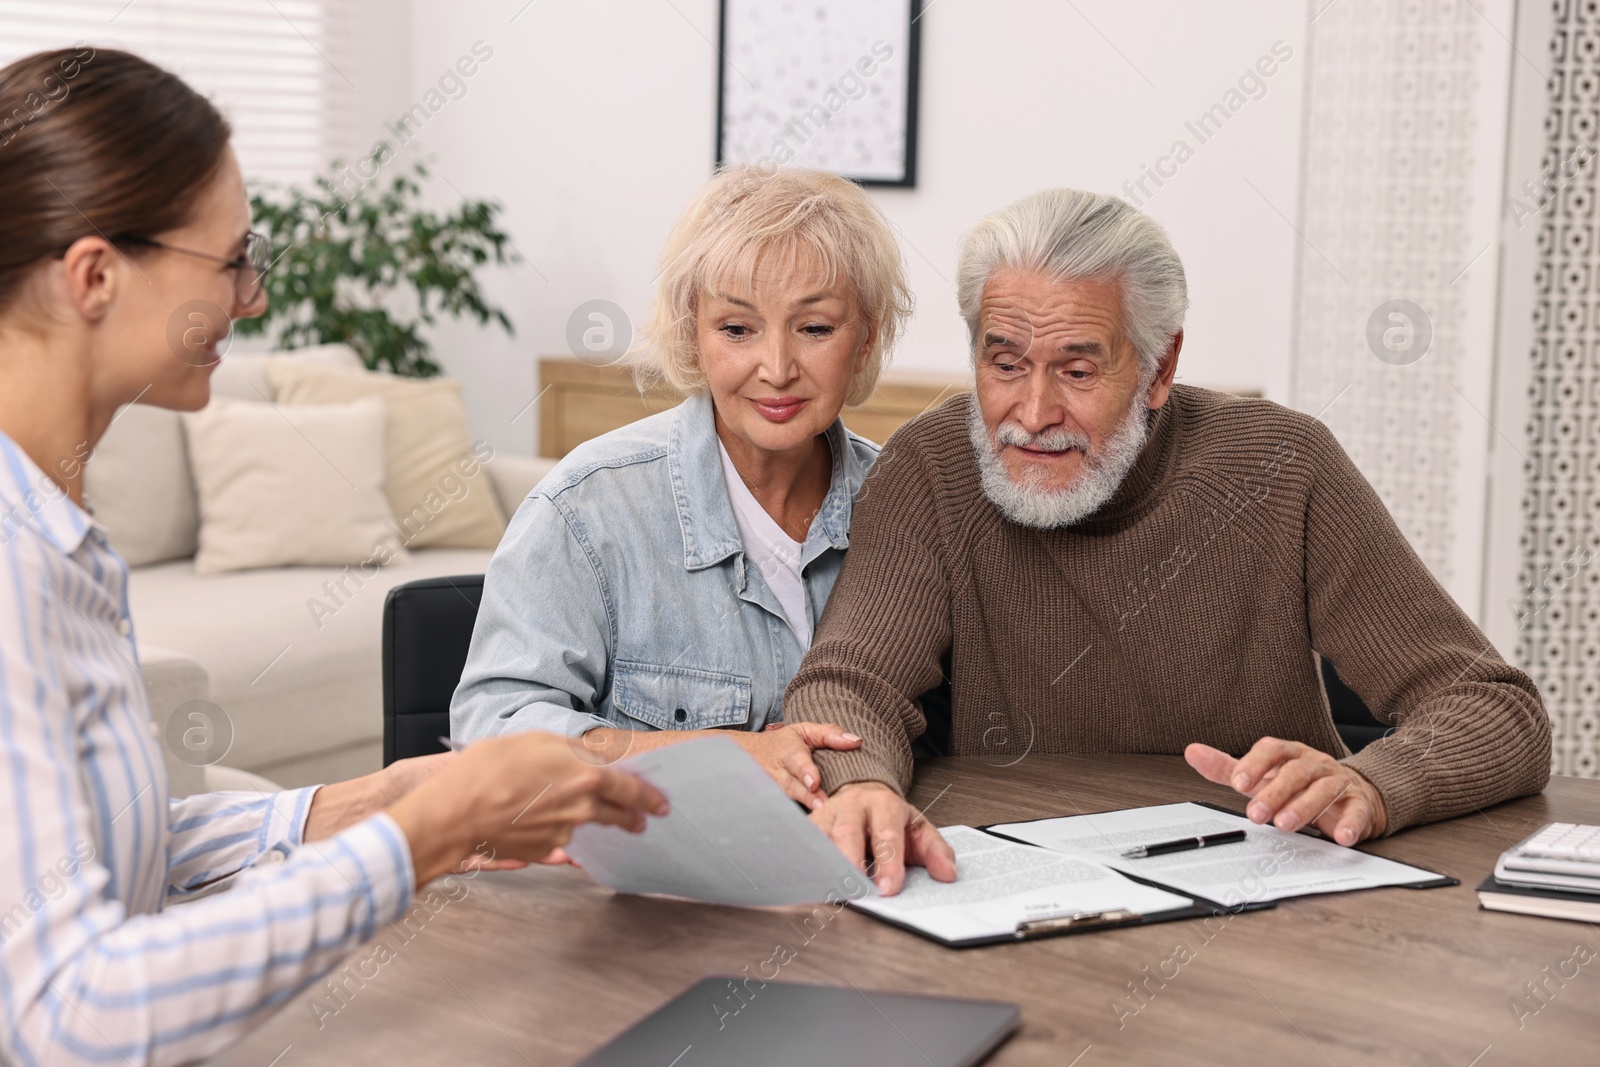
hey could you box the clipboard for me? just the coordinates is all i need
[846,799,1455,949]
[846,814,1275,949]
[849,875,1272,949]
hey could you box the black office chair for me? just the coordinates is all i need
[1321,657,1388,753]
[382,574,484,766]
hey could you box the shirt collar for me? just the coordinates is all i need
[0,429,98,555]
[668,391,862,571]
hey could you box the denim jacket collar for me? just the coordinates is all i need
[668,391,860,572]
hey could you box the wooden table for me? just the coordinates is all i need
[212,756,1600,1066]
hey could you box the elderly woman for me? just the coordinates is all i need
[451,166,912,807]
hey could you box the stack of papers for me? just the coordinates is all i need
[849,826,1192,943]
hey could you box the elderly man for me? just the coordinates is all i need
[784,188,1552,894]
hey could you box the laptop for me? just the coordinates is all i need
[574,976,1020,1067]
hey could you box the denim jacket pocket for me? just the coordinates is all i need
[612,660,753,731]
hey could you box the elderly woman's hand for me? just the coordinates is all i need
[729,723,862,809]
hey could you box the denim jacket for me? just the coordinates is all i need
[450,391,879,740]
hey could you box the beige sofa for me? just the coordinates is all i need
[92,345,552,792]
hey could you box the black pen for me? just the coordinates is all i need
[1121,829,1247,858]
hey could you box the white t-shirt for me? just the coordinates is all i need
[718,440,812,647]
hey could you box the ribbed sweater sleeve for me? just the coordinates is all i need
[1297,421,1552,832]
[783,437,950,794]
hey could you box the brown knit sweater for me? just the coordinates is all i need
[783,386,1551,834]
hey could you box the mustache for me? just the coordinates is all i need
[993,421,1091,453]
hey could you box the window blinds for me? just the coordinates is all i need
[0,0,354,188]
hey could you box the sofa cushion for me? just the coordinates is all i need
[183,396,408,575]
[486,454,558,516]
[83,345,367,567]
[210,342,364,401]
[266,360,508,550]
[86,405,199,567]
[128,548,495,774]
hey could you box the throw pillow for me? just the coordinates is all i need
[182,396,408,575]
[264,360,506,550]
[85,404,199,567]
[209,342,365,401]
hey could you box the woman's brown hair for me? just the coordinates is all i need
[0,47,232,315]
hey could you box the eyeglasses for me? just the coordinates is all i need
[117,231,272,307]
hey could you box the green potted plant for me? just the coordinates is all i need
[239,148,517,378]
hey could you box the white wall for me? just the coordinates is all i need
[373,0,1309,455]
[350,0,412,163]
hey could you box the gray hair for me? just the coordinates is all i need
[956,189,1189,377]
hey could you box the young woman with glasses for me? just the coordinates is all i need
[0,48,668,1067]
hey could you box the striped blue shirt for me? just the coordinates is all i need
[0,430,415,1066]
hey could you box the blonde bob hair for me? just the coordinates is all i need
[631,165,912,407]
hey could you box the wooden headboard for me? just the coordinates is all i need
[537,357,971,458]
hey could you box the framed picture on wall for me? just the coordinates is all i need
[715,0,922,187]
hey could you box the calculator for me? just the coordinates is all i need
[1494,823,1600,895]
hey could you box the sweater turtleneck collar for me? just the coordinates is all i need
[1065,386,1183,534]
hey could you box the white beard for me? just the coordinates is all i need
[967,387,1152,529]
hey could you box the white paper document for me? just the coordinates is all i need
[989,802,1441,904]
[564,736,869,907]
[850,826,1193,943]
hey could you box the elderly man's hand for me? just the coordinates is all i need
[1185,739,1388,846]
[810,782,958,895]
